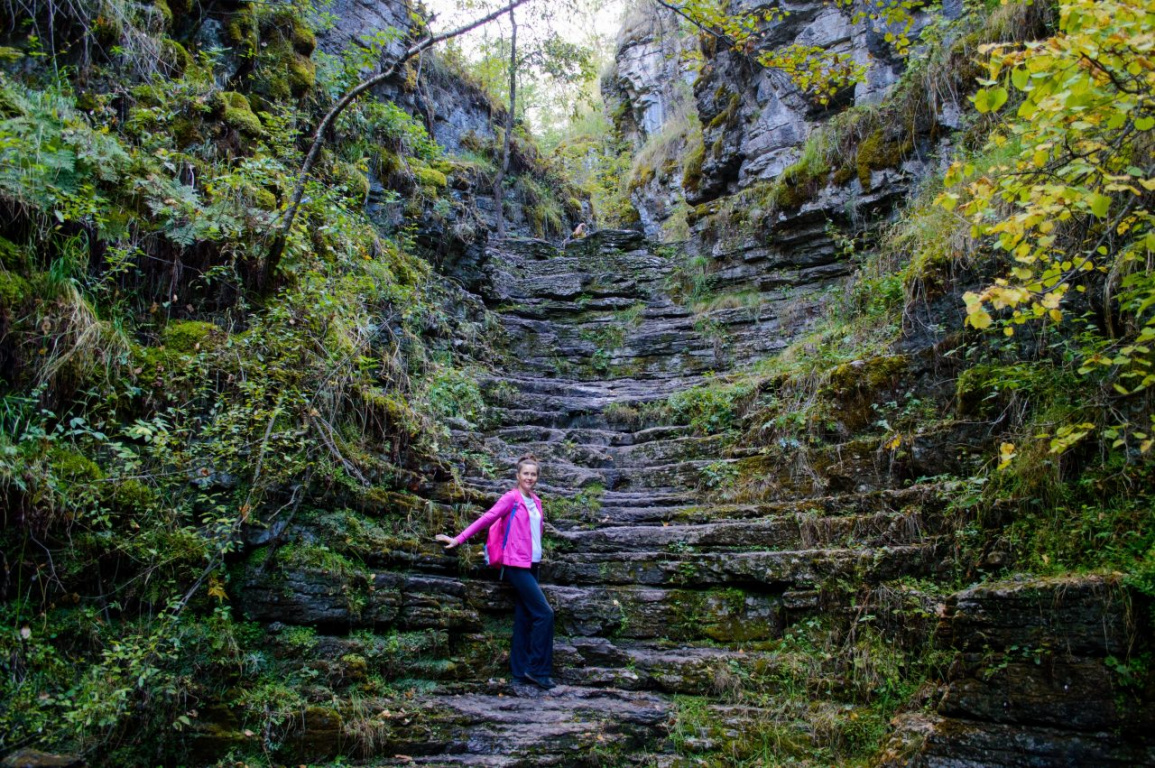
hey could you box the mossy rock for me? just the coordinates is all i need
[0,237,25,270]
[173,115,204,146]
[375,149,402,178]
[854,129,913,190]
[105,478,158,511]
[160,39,191,75]
[214,91,263,136]
[412,164,448,190]
[682,140,705,193]
[50,447,104,483]
[151,0,174,29]
[161,320,222,353]
[706,93,741,132]
[225,6,258,57]
[0,269,30,312]
[831,164,856,187]
[331,161,370,201]
[826,355,908,395]
[250,11,317,100]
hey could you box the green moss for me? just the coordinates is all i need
[248,185,278,210]
[682,140,705,193]
[826,355,908,395]
[161,320,220,352]
[152,0,173,29]
[330,161,369,201]
[831,165,856,186]
[106,478,158,510]
[50,447,104,484]
[0,237,24,270]
[706,93,741,132]
[288,18,316,56]
[287,56,316,95]
[412,164,448,190]
[160,39,191,75]
[245,10,318,99]
[0,270,30,310]
[0,46,23,63]
[375,149,401,178]
[225,6,258,57]
[172,115,203,146]
[215,91,263,136]
[854,129,912,189]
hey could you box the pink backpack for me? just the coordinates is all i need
[484,497,521,568]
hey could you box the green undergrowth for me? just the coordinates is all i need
[669,584,953,767]
[0,0,512,759]
[648,0,1155,592]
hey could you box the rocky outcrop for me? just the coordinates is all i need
[223,217,1155,763]
[602,4,699,238]
[879,575,1155,767]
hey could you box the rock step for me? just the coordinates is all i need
[490,424,697,447]
[479,433,727,470]
[556,638,780,696]
[552,484,943,528]
[402,687,670,767]
[544,543,945,589]
[550,510,929,554]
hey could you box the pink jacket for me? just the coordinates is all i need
[456,488,544,568]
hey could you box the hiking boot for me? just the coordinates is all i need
[524,673,556,690]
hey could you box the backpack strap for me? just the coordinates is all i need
[499,497,519,580]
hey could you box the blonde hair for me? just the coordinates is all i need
[516,453,540,473]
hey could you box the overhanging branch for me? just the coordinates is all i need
[262,0,534,292]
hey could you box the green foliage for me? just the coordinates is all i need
[0,1,497,757]
[941,0,1155,450]
[667,377,755,435]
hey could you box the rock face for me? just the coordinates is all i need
[603,4,699,238]
[216,2,1155,765]
[688,0,920,198]
[880,575,1155,767]
[227,228,1154,764]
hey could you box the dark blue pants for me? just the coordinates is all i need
[503,564,554,679]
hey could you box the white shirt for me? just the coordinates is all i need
[521,492,542,563]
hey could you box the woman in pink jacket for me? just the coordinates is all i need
[436,453,555,690]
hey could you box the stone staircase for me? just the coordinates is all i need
[389,231,942,765]
[229,230,1153,766]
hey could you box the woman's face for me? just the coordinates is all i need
[517,463,539,494]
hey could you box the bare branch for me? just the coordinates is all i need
[262,0,534,292]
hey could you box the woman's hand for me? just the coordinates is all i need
[435,534,460,549]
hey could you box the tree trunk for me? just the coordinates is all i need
[492,7,517,239]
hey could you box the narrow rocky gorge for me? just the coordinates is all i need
[229,230,1153,766]
[4,0,1155,764]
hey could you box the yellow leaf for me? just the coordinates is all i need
[997,442,1016,470]
[968,310,993,330]
[207,576,228,603]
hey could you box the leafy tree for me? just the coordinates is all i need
[470,2,597,236]
[653,0,926,104]
[939,0,1155,453]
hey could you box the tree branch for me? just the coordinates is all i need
[262,0,534,292]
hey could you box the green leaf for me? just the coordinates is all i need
[1136,116,1155,131]
[1089,192,1111,218]
[974,87,1009,114]
[1012,68,1030,90]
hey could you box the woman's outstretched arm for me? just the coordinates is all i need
[435,491,516,549]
